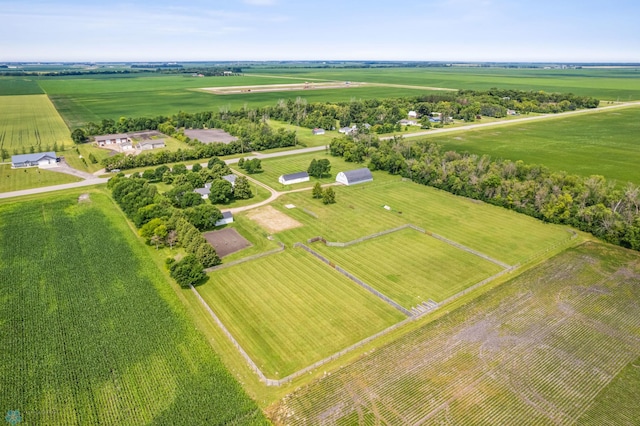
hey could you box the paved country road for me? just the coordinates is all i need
[2,101,638,201]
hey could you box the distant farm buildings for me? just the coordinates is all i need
[136,140,166,150]
[11,151,57,168]
[215,211,234,226]
[279,171,310,185]
[95,133,130,147]
[408,110,418,118]
[336,168,373,186]
[312,128,325,135]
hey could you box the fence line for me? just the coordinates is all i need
[189,284,269,383]
[294,242,412,317]
[205,242,285,272]
[426,232,511,269]
[307,224,426,248]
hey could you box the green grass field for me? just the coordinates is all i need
[269,242,640,424]
[0,164,80,193]
[272,180,571,266]
[312,228,504,308]
[423,106,640,185]
[0,77,44,95]
[0,192,267,425]
[0,95,72,153]
[198,250,405,377]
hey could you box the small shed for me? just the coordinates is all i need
[121,140,134,151]
[336,168,373,186]
[408,110,418,118]
[215,211,234,226]
[279,171,310,185]
[222,174,237,187]
[312,128,325,135]
[11,152,57,168]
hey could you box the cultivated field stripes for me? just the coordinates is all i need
[269,243,640,425]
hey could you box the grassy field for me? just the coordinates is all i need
[423,106,640,185]
[272,180,571,266]
[0,95,72,153]
[269,242,640,425]
[198,249,405,377]
[0,191,267,425]
[246,67,640,100]
[0,164,80,192]
[312,228,504,308]
[0,77,44,95]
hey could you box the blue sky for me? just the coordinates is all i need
[1,0,638,62]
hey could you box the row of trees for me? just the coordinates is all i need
[329,136,640,251]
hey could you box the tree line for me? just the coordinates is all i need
[329,136,640,251]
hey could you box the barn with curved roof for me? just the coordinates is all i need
[336,168,373,186]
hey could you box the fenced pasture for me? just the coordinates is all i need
[311,227,504,309]
[269,242,640,425]
[427,106,640,185]
[0,94,71,153]
[198,249,405,377]
[245,67,640,100]
[0,192,266,425]
[275,180,571,265]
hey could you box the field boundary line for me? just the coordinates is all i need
[294,242,412,316]
[426,231,511,268]
[205,242,285,272]
[189,284,268,382]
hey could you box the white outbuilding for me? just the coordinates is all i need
[278,171,310,185]
[336,168,373,186]
[215,211,234,226]
[11,152,57,168]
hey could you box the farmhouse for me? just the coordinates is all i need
[194,182,212,199]
[279,171,310,185]
[398,119,419,126]
[312,128,325,135]
[95,133,130,146]
[336,168,373,186]
[11,152,57,168]
[136,139,166,150]
[222,174,237,187]
[215,211,234,226]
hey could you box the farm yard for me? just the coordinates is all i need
[269,242,640,425]
[198,250,405,377]
[0,94,72,154]
[0,163,80,192]
[0,192,267,425]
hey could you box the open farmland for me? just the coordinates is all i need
[0,77,44,95]
[246,67,640,100]
[0,192,267,425]
[424,106,640,185]
[311,228,504,309]
[198,250,405,378]
[0,94,72,153]
[274,180,572,266]
[269,242,640,425]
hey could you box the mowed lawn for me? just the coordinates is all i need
[273,180,571,266]
[0,164,80,193]
[0,192,266,425]
[199,250,405,377]
[312,228,503,308]
[0,94,72,152]
[425,106,640,185]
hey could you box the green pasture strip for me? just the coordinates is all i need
[0,164,80,193]
[312,228,503,308]
[245,67,640,100]
[270,242,640,425]
[0,95,71,152]
[0,192,267,425]
[274,180,569,265]
[199,249,405,377]
[0,77,44,95]
[425,106,640,185]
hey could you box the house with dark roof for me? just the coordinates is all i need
[194,182,212,199]
[278,171,310,185]
[215,211,234,226]
[336,168,373,186]
[11,152,57,168]
[222,174,237,187]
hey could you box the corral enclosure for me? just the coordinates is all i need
[270,243,640,425]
